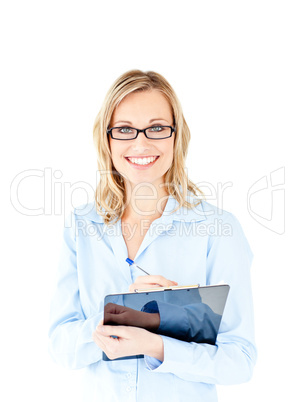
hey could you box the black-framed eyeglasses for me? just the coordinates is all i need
[107,125,176,140]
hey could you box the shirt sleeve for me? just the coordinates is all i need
[144,213,257,385]
[48,212,102,369]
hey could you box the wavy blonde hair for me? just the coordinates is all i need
[93,69,203,225]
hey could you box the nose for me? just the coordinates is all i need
[131,131,151,150]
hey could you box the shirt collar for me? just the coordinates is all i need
[162,194,207,224]
[74,192,207,224]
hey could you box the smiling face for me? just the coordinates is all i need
[108,89,175,191]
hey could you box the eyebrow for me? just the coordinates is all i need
[113,118,169,126]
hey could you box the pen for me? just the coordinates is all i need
[126,258,150,275]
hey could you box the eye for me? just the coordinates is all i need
[149,126,164,132]
[118,127,133,133]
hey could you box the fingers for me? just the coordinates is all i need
[129,283,167,292]
[92,324,118,349]
[92,326,108,349]
[129,275,178,292]
[95,324,129,339]
[129,283,159,292]
[92,325,146,360]
[136,275,178,286]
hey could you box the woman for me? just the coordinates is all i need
[48,70,257,401]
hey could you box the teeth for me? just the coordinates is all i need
[127,156,157,165]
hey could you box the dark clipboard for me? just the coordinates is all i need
[102,284,230,361]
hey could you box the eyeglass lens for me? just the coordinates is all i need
[111,126,172,140]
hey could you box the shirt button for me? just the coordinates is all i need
[126,373,132,379]
[126,386,132,392]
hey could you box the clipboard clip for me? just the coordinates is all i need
[133,284,200,293]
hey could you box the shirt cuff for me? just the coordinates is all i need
[144,355,163,370]
[144,335,194,373]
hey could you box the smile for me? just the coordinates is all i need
[124,156,159,168]
[126,156,158,165]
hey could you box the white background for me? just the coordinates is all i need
[2,1,294,401]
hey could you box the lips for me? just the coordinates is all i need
[124,156,160,169]
[124,156,160,159]
[124,156,159,163]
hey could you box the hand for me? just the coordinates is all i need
[92,320,164,361]
[129,275,178,292]
[104,303,160,331]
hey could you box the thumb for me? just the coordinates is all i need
[97,318,103,327]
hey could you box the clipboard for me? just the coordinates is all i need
[102,284,230,361]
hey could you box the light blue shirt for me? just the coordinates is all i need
[48,193,257,402]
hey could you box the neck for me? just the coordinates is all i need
[122,181,170,222]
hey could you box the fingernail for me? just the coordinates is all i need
[98,325,105,332]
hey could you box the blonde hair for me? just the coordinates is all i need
[93,69,203,225]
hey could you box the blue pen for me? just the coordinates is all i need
[126,258,150,275]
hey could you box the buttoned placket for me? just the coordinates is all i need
[124,371,137,397]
